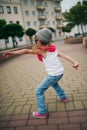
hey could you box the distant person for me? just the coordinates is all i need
[12,36,18,47]
[59,31,61,37]
[3,28,79,118]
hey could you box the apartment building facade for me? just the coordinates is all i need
[0,0,63,49]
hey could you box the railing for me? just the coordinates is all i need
[56,24,64,28]
[37,5,46,10]
[55,7,61,11]
[56,16,62,20]
[39,24,47,29]
[38,15,47,20]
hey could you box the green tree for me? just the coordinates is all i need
[0,19,7,39]
[47,27,55,33]
[26,28,36,44]
[4,23,24,48]
[64,1,87,36]
[62,24,72,34]
[0,19,9,49]
[0,19,6,28]
[82,1,87,34]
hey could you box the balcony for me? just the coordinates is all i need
[55,7,61,12]
[37,5,46,10]
[56,24,64,28]
[39,24,47,29]
[56,16,62,20]
[38,15,47,20]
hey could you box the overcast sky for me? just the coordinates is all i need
[61,0,82,12]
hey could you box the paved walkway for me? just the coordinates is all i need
[0,40,87,130]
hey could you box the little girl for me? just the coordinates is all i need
[3,28,79,118]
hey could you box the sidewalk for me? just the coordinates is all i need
[0,40,87,130]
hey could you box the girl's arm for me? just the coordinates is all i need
[58,52,79,70]
[3,49,41,58]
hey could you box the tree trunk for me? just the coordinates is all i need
[29,36,33,44]
[12,37,16,48]
[84,24,87,33]
[77,25,80,34]
[5,39,8,49]
[5,43,8,49]
[81,24,84,36]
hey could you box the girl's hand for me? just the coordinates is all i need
[73,61,79,70]
[3,52,13,58]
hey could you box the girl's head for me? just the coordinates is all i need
[35,28,52,46]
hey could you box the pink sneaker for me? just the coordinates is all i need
[58,97,69,103]
[32,111,48,118]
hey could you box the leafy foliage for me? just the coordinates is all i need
[0,19,6,28]
[3,23,25,48]
[26,28,36,44]
[64,1,87,35]
[47,27,55,33]
[63,22,75,33]
[4,23,24,37]
[26,28,36,37]
[0,19,7,39]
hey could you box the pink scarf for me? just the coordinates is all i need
[37,44,56,62]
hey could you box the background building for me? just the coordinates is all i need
[0,0,63,49]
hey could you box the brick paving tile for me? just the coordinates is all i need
[48,117,68,124]
[81,123,87,130]
[8,120,26,127]
[27,118,47,125]
[15,126,35,130]
[0,128,14,130]
[11,114,29,120]
[0,121,8,127]
[49,111,67,118]
[59,124,81,130]
[69,116,87,123]
[0,116,11,121]
[36,125,58,130]
[68,110,87,116]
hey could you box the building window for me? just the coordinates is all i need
[30,0,34,6]
[57,20,61,25]
[5,38,9,44]
[0,6,4,14]
[34,21,37,26]
[16,21,20,24]
[51,12,54,17]
[23,0,27,6]
[32,11,36,16]
[39,21,45,26]
[14,6,18,14]
[47,21,50,26]
[44,2,48,7]
[9,21,13,23]
[18,37,22,41]
[46,11,49,16]
[25,10,29,16]
[27,21,30,26]
[38,11,44,16]
[37,1,42,6]
[55,3,60,8]
[53,21,55,25]
[6,6,11,14]
[56,12,60,16]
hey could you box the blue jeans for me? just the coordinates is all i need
[36,74,67,114]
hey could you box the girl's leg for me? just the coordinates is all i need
[36,76,51,114]
[35,74,67,117]
[51,74,67,99]
[52,82,67,99]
